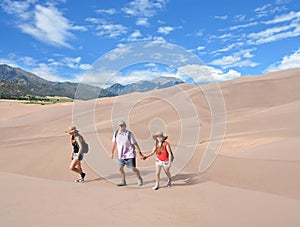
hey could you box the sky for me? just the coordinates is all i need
[0,0,299,87]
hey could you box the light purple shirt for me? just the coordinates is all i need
[112,130,137,159]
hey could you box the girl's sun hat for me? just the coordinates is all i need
[152,131,168,140]
[65,126,78,133]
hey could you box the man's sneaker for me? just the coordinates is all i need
[152,183,159,190]
[167,180,172,187]
[137,177,143,186]
[117,180,127,186]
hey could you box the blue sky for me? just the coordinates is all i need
[0,0,299,86]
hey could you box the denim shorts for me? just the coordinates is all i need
[73,152,83,161]
[118,158,136,168]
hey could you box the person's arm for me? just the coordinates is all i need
[166,144,172,165]
[134,143,145,159]
[144,146,156,160]
[129,133,144,159]
[111,142,116,159]
[75,135,83,159]
[70,137,74,160]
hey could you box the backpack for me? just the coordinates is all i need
[80,136,89,154]
[114,130,135,150]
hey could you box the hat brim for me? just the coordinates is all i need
[153,135,168,140]
[65,129,78,133]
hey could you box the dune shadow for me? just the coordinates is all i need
[104,169,155,181]
[84,177,105,183]
[171,173,207,186]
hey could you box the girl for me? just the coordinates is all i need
[144,131,173,190]
[66,126,86,182]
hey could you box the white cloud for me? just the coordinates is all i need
[234,14,246,22]
[265,11,300,24]
[114,70,174,85]
[0,0,33,16]
[79,64,242,87]
[1,1,87,48]
[104,46,133,60]
[197,46,205,51]
[127,30,143,41]
[254,4,271,12]
[31,63,67,82]
[1,52,92,82]
[209,49,258,69]
[78,68,176,87]
[0,58,19,67]
[177,64,241,83]
[62,57,92,70]
[17,4,75,48]
[157,26,174,35]
[266,48,300,72]
[214,15,228,20]
[211,43,240,55]
[31,57,92,82]
[96,23,127,38]
[122,0,168,18]
[253,3,286,19]
[78,69,121,87]
[96,8,116,15]
[85,17,105,24]
[210,55,241,66]
[71,25,87,32]
[247,22,300,45]
[228,21,258,31]
[136,18,149,26]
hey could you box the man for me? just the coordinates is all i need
[111,120,144,186]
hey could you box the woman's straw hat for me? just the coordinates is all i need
[152,131,168,140]
[65,126,78,133]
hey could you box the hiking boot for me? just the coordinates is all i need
[117,180,127,186]
[137,177,143,186]
[152,183,159,190]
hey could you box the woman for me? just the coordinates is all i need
[144,131,172,190]
[66,126,86,182]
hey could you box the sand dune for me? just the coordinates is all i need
[1,68,300,226]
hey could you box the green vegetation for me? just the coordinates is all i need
[0,94,73,105]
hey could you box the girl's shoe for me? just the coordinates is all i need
[167,180,172,187]
[75,178,84,183]
[152,184,159,190]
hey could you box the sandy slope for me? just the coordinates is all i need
[1,68,300,226]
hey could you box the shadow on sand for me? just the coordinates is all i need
[171,173,207,186]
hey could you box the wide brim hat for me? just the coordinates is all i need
[152,131,168,140]
[65,126,79,133]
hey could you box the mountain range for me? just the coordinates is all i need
[106,77,184,96]
[0,64,184,99]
